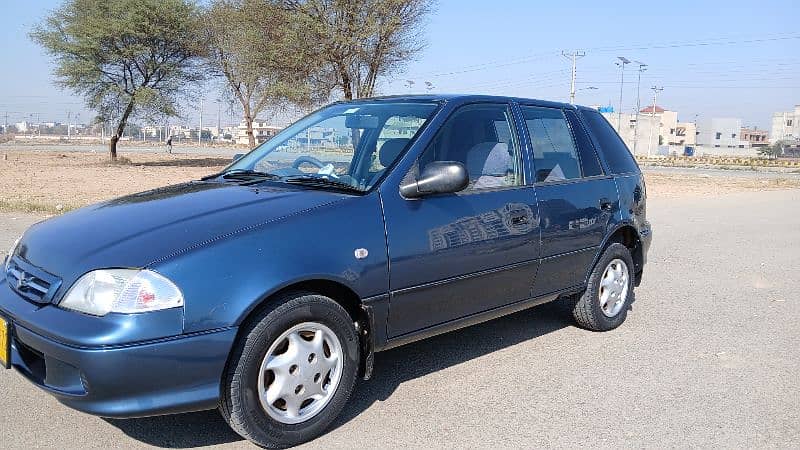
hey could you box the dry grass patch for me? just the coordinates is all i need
[2,150,800,213]
[0,151,227,213]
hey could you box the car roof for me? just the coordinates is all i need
[339,94,586,111]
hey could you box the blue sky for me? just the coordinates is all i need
[1,0,798,129]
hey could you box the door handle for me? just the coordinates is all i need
[599,198,613,211]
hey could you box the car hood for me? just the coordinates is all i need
[14,181,347,284]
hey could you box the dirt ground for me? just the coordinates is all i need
[1,150,799,213]
[0,151,230,213]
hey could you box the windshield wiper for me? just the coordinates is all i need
[283,176,364,194]
[201,169,280,181]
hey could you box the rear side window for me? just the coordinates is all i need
[581,109,640,174]
[564,110,603,177]
[521,106,581,183]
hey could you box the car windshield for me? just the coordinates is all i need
[225,101,440,192]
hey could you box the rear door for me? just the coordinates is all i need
[520,106,618,296]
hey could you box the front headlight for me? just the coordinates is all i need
[60,269,184,316]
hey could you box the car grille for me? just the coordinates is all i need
[5,256,62,304]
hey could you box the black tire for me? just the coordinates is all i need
[573,243,635,331]
[220,291,360,448]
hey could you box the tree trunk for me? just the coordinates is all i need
[110,99,136,161]
[109,135,118,160]
[339,65,353,100]
[245,114,255,149]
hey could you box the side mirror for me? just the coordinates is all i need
[400,161,469,199]
[232,153,244,162]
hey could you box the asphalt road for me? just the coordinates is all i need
[642,165,800,178]
[0,190,799,448]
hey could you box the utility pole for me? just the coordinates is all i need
[615,57,631,132]
[632,62,647,155]
[198,98,203,145]
[562,50,586,104]
[647,86,664,157]
[66,111,71,140]
[216,99,221,141]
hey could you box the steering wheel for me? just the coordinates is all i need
[291,156,326,170]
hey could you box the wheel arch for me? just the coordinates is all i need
[589,223,644,286]
[230,277,374,380]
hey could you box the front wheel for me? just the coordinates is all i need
[220,292,360,448]
[572,243,635,331]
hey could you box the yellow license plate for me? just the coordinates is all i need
[0,316,9,369]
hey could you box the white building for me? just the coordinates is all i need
[638,105,697,149]
[602,112,659,156]
[236,119,283,146]
[771,105,800,144]
[695,118,756,156]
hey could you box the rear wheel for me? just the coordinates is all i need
[573,243,635,331]
[220,291,359,448]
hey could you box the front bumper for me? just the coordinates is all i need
[0,281,238,418]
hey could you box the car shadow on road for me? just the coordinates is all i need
[330,299,575,431]
[105,300,575,448]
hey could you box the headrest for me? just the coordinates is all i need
[466,142,510,176]
[379,138,411,167]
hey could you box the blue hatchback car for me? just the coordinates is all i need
[1,95,651,447]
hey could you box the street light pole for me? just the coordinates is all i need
[616,57,630,132]
[562,50,586,104]
[633,62,647,155]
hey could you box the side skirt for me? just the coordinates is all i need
[380,287,580,352]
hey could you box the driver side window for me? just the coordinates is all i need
[414,103,523,192]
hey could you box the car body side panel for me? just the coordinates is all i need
[531,178,618,295]
[382,189,540,337]
[611,173,652,265]
[153,192,389,334]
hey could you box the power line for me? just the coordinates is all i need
[585,34,800,54]
[407,33,800,79]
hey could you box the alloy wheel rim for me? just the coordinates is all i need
[257,321,344,424]
[598,258,629,317]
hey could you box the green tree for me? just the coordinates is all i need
[30,0,204,160]
[283,0,434,100]
[204,0,318,149]
[758,141,784,159]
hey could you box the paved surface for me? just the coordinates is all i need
[0,190,799,448]
[643,165,800,178]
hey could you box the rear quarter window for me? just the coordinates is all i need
[580,109,640,175]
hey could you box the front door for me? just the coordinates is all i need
[381,102,540,338]
[519,106,617,296]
